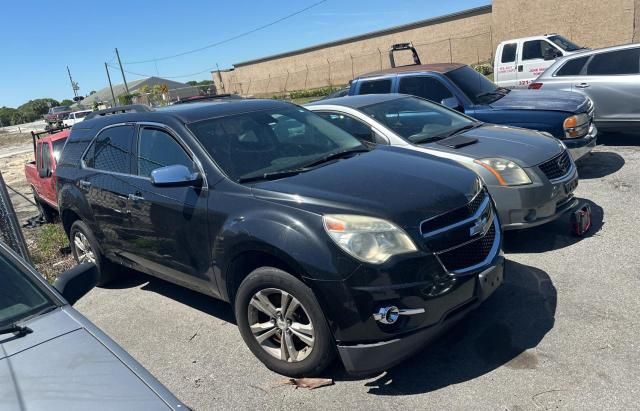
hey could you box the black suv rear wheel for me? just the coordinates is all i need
[235,267,335,377]
[69,220,118,286]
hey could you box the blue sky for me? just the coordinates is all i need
[0,0,490,108]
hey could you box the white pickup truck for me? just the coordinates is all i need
[494,34,586,89]
[62,109,92,127]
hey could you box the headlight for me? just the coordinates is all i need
[474,158,532,186]
[563,114,589,138]
[323,214,417,264]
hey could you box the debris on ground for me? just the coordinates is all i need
[277,377,334,390]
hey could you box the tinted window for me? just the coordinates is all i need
[501,43,517,63]
[556,56,590,76]
[398,76,454,103]
[138,128,193,178]
[357,79,392,95]
[0,252,55,327]
[360,96,473,143]
[522,40,556,60]
[188,107,364,182]
[84,125,135,174]
[316,112,375,143]
[586,48,640,75]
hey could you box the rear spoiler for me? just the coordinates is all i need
[389,42,421,68]
[84,104,152,121]
[31,125,71,157]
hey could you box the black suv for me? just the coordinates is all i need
[56,100,504,376]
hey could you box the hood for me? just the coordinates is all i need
[425,124,563,167]
[490,89,589,113]
[251,146,480,229]
[0,309,171,410]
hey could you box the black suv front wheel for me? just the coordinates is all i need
[235,267,335,377]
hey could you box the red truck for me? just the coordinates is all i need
[24,127,70,222]
[44,106,73,130]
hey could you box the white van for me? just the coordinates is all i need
[494,34,586,88]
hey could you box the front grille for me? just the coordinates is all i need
[539,150,572,180]
[420,189,487,234]
[437,223,496,272]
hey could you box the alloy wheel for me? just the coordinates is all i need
[73,232,96,264]
[247,288,315,362]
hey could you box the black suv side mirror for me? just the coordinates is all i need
[53,263,99,305]
[151,164,203,187]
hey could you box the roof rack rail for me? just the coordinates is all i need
[84,104,152,121]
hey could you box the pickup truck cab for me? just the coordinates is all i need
[56,102,504,377]
[44,106,73,129]
[63,110,92,127]
[24,128,70,222]
[494,34,586,88]
[349,63,597,160]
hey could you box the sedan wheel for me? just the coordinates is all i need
[248,288,315,362]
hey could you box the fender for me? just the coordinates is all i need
[57,183,99,236]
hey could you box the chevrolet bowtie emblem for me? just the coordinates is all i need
[470,215,489,237]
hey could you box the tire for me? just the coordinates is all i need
[32,188,57,223]
[69,220,118,286]
[234,267,335,377]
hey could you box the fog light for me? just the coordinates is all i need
[373,306,400,324]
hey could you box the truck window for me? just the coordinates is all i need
[358,79,392,95]
[501,43,517,63]
[586,48,640,75]
[315,112,375,143]
[41,143,51,173]
[398,76,454,103]
[52,139,66,161]
[83,125,135,174]
[137,128,192,178]
[522,40,556,60]
[555,56,590,76]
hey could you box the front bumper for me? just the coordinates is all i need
[490,167,579,230]
[563,123,597,161]
[335,260,504,376]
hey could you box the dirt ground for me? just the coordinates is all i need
[1,149,74,281]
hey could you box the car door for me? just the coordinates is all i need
[579,47,640,124]
[124,124,212,290]
[80,124,138,256]
[519,39,561,87]
[495,42,518,88]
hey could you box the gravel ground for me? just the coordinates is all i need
[4,133,639,409]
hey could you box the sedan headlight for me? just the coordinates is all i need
[563,114,589,138]
[323,214,417,264]
[474,158,532,186]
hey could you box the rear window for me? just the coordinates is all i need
[586,48,640,75]
[501,43,517,63]
[357,79,392,95]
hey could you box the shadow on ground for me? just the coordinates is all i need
[344,260,557,395]
[503,198,603,254]
[576,151,624,179]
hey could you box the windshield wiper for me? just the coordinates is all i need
[412,135,446,144]
[238,168,311,183]
[0,324,32,337]
[301,147,369,169]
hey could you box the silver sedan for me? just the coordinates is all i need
[531,43,640,132]
[306,94,579,230]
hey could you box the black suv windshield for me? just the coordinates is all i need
[548,35,583,52]
[360,96,475,143]
[445,66,509,105]
[188,107,366,182]
[0,252,56,327]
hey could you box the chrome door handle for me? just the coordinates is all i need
[128,193,144,201]
[575,82,590,88]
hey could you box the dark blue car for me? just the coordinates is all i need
[348,63,597,160]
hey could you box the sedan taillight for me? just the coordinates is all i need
[528,82,543,90]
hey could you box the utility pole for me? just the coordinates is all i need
[105,62,117,107]
[115,48,130,94]
[67,66,79,98]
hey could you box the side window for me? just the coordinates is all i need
[316,112,376,143]
[357,79,392,95]
[36,143,42,170]
[41,143,51,172]
[522,40,556,60]
[586,48,640,75]
[84,125,135,174]
[398,76,454,103]
[555,56,590,76]
[501,43,517,63]
[137,128,192,178]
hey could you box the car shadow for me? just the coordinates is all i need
[104,268,236,324]
[503,198,603,254]
[328,260,556,394]
[576,151,624,179]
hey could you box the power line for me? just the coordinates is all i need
[122,0,327,64]
[107,63,218,79]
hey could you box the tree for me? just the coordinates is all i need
[60,99,74,106]
[90,90,97,95]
